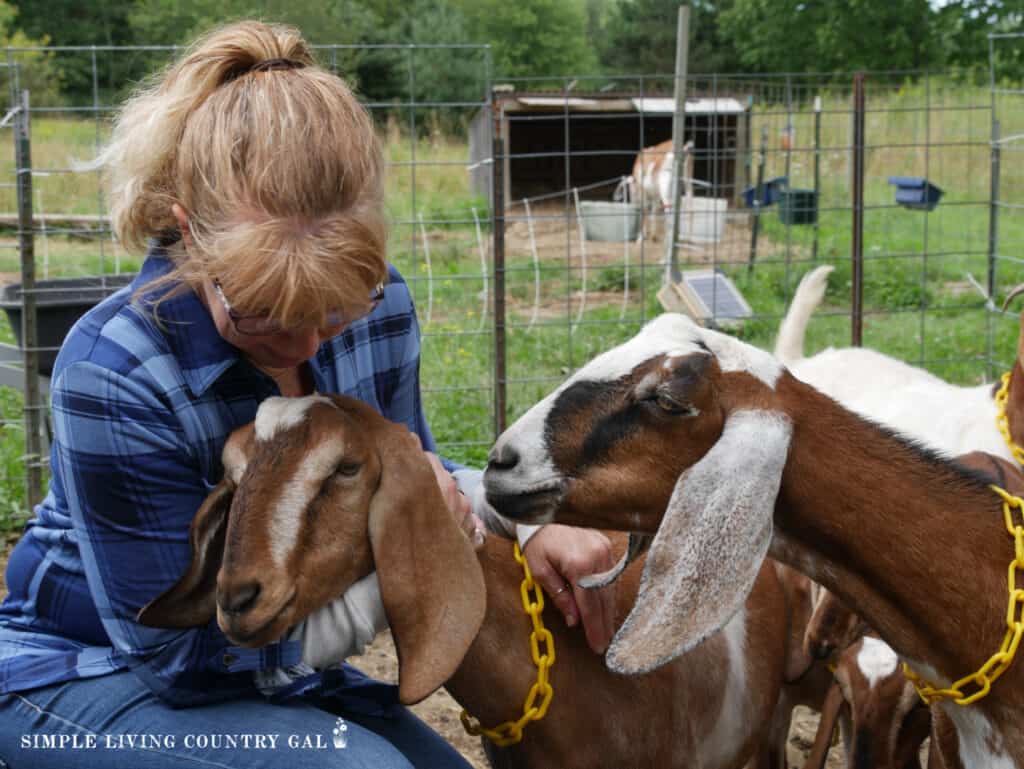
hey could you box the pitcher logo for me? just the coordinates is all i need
[331,718,348,749]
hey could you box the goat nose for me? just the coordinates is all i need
[487,442,520,472]
[221,581,262,615]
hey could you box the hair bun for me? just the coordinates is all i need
[250,58,307,73]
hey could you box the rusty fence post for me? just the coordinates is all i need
[491,106,507,438]
[851,72,866,347]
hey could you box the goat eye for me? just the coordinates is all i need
[334,462,363,478]
[655,392,695,416]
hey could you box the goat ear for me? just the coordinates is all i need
[137,480,234,628]
[368,427,486,705]
[605,409,791,674]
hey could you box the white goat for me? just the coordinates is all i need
[775,264,1024,462]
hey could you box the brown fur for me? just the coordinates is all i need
[506,342,1024,765]
[451,534,794,769]
[144,392,821,768]
[138,395,486,705]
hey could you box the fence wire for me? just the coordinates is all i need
[0,43,1022,523]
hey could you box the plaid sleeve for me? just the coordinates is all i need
[51,360,300,707]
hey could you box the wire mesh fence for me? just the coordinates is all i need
[0,40,1022,524]
[0,42,497,522]
[488,66,1023,432]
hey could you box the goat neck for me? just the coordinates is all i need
[776,374,1022,762]
[445,532,790,769]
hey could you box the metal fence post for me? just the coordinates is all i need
[663,5,690,285]
[987,118,1001,303]
[492,106,507,438]
[851,72,866,347]
[15,88,42,509]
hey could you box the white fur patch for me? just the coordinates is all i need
[699,609,749,768]
[255,395,334,442]
[856,637,899,687]
[221,438,249,486]
[268,436,344,567]
[945,707,1014,769]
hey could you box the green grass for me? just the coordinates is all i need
[1,78,1023,530]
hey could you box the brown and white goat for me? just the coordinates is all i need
[484,313,1024,768]
[627,138,695,241]
[802,590,931,769]
[138,393,812,769]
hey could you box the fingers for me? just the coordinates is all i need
[424,451,485,549]
[523,526,618,655]
[573,573,616,655]
[531,563,580,630]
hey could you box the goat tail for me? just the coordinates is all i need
[774,265,834,364]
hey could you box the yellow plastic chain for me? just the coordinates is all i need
[460,543,556,747]
[903,484,1024,705]
[994,372,1024,466]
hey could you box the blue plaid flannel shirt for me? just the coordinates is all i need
[0,244,445,706]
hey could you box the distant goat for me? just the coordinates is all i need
[626,138,695,241]
[485,313,1024,768]
[138,394,817,769]
[803,591,931,769]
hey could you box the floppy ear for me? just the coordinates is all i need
[368,427,486,705]
[605,409,792,674]
[137,479,234,628]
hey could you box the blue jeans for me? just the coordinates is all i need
[0,671,473,769]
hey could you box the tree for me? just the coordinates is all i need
[934,0,1024,79]
[13,0,136,104]
[599,0,742,78]
[0,1,61,107]
[719,0,939,74]
[453,0,597,80]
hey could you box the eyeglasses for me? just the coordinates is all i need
[212,280,386,336]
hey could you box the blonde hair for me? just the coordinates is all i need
[99,21,387,326]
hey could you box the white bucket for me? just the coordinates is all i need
[678,197,727,244]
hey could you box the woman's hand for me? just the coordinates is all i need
[522,525,617,655]
[423,451,485,550]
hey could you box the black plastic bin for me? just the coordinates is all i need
[778,188,818,225]
[0,274,136,376]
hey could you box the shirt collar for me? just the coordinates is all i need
[132,241,241,397]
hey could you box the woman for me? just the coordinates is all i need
[0,21,615,769]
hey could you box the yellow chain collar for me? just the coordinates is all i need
[994,372,1024,466]
[903,484,1024,705]
[460,543,556,747]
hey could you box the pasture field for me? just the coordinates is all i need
[0,79,1023,527]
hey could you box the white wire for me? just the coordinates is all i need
[416,213,433,327]
[523,198,541,332]
[36,188,49,278]
[571,188,588,331]
[471,207,489,332]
